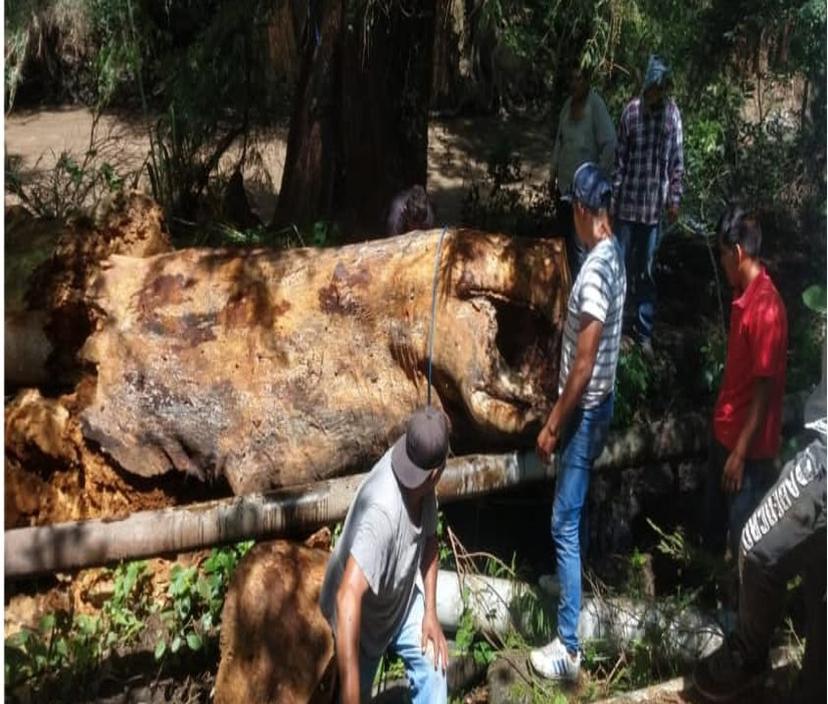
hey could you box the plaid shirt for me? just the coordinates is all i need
[612,97,684,225]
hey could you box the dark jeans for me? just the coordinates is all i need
[701,439,778,561]
[731,437,826,701]
[615,219,662,342]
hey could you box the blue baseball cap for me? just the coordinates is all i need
[643,54,671,91]
[570,162,611,212]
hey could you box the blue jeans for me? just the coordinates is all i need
[552,394,614,654]
[701,439,778,561]
[616,220,662,342]
[357,588,447,704]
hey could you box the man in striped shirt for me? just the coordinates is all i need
[530,162,626,682]
[612,54,684,355]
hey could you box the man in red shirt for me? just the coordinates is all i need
[702,207,788,562]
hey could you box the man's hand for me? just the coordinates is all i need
[536,422,560,462]
[666,204,679,224]
[721,448,745,493]
[421,611,448,673]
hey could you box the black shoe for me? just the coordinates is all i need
[692,643,764,702]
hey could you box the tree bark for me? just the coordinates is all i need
[4,193,171,389]
[275,0,344,227]
[276,0,437,234]
[77,229,568,495]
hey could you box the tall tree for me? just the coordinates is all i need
[276,0,437,235]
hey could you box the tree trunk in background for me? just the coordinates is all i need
[276,0,437,234]
[275,0,344,227]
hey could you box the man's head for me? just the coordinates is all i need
[391,406,450,496]
[403,185,432,230]
[570,162,612,246]
[569,65,590,101]
[716,206,762,288]
[642,54,671,109]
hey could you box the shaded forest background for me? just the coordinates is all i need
[5,0,826,240]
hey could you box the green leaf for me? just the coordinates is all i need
[186,633,203,651]
[39,614,56,633]
[170,635,182,653]
[154,640,167,660]
[803,285,827,314]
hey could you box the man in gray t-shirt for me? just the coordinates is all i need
[320,406,450,704]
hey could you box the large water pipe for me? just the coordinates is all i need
[6,412,710,579]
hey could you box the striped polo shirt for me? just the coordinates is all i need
[558,237,626,408]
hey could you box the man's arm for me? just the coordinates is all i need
[722,378,772,493]
[593,94,617,176]
[611,105,630,215]
[335,557,370,704]
[666,104,684,223]
[420,533,448,671]
[537,315,603,459]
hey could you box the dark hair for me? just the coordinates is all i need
[717,206,762,258]
[404,185,430,227]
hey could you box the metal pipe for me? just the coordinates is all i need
[5,413,708,579]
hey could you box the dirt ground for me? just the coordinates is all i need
[4,106,554,225]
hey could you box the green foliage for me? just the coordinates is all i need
[5,542,253,699]
[435,510,454,569]
[4,559,151,699]
[700,325,727,395]
[803,284,827,314]
[156,541,252,661]
[453,592,498,667]
[613,345,654,428]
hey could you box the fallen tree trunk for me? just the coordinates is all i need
[78,228,569,494]
[5,412,707,578]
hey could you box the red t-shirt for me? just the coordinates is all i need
[713,268,788,459]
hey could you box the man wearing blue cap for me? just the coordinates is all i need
[531,162,626,681]
[612,54,684,357]
[320,406,450,703]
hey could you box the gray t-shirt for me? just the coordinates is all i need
[320,448,438,658]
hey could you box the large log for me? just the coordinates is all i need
[79,229,570,494]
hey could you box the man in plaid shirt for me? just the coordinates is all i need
[612,54,684,355]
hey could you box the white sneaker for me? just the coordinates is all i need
[529,637,580,681]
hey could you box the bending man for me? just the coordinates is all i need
[320,406,449,703]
